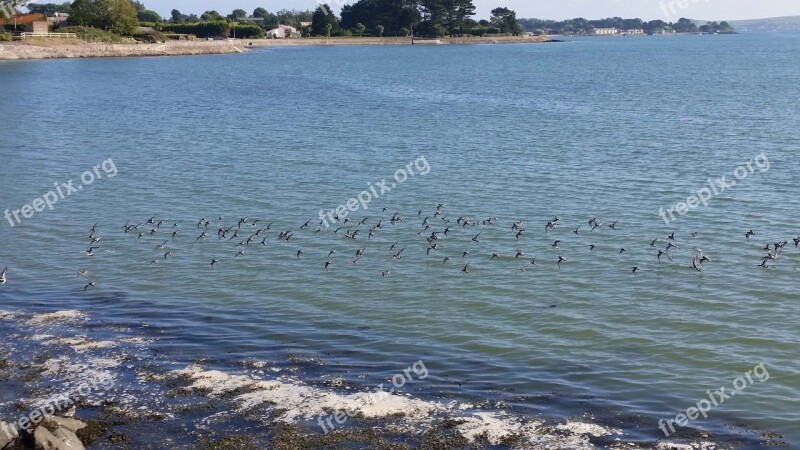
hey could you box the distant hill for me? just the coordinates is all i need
[726,16,800,32]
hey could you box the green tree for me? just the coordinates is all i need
[26,2,72,15]
[201,10,223,21]
[312,5,338,36]
[229,9,247,20]
[170,9,184,23]
[276,9,307,27]
[356,22,365,36]
[431,23,446,36]
[138,9,161,22]
[70,0,138,34]
[445,0,476,36]
[643,19,668,33]
[376,24,384,36]
[339,0,419,37]
[490,7,521,35]
[420,0,475,37]
[672,17,698,32]
[129,0,144,15]
[252,7,278,28]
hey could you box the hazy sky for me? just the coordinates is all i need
[144,0,800,22]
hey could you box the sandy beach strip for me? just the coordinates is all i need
[0,40,248,60]
[0,35,550,60]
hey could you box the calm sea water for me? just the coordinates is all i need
[1,33,799,447]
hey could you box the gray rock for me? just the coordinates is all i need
[0,421,18,449]
[34,426,61,450]
[51,428,85,450]
[34,425,86,450]
[42,416,87,433]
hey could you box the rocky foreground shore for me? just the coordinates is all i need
[0,308,776,449]
[0,413,102,450]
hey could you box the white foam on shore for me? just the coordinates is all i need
[169,364,623,448]
[558,421,617,437]
[456,412,532,445]
[170,365,442,423]
[26,310,87,327]
[32,334,57,341]
[21,355,120,412]
[655,443,719,450]
[0,310,16,320]
[118,337,155,345]
[41,356,121,380]
[31,334,117,352]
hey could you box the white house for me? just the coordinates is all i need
[267,24,300,38]
[47,12,69,26]
[592,27,618,35]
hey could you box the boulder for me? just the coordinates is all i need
[33,426,61,450]
[51,428,85,450]
[42,416,87,434]
[0,421,17,449]
[33,424,86,450]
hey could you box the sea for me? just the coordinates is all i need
[0,32,798,449]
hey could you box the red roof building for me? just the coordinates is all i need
[0,13,46,26]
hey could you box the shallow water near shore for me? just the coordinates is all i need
[0,33,799,448]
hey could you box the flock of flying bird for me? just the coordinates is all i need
[0,203,796,291]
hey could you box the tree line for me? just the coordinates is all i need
[518,17,734,35]
[168,0,524,38]
[316,1,523,37]
[24,0,524,38]
[21,1,735,39]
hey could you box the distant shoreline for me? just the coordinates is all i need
[0,32,740,61]
[0,35,550,60]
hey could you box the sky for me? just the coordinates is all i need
[129,0,800,22]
